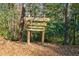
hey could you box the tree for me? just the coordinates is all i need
[63,3,69,45]
[18,3,25,42]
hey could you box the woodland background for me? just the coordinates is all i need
[0,3,79,45]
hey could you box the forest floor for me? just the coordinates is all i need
[0,36,79,56]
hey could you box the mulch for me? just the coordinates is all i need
[0,36,79,56]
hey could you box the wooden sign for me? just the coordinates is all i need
[24,16,50,45]
[25,17,50,31]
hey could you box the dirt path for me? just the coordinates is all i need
[0,36,79,56]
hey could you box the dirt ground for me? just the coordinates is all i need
[0,36,79,56]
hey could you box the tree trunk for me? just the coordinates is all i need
[63,3,69,45]
[72,15,76,45]
[18,3,25,42]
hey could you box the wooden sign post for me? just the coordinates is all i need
[25,15,49,45]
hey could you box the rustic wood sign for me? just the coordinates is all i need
[25,16,50,45]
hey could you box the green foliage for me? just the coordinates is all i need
[0,4,19,40]
[0,3,79,44]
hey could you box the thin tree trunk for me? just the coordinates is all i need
[72,15,76,45]
[63,3,69,45]
[66,4,72,44]
[18,3,25,42]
